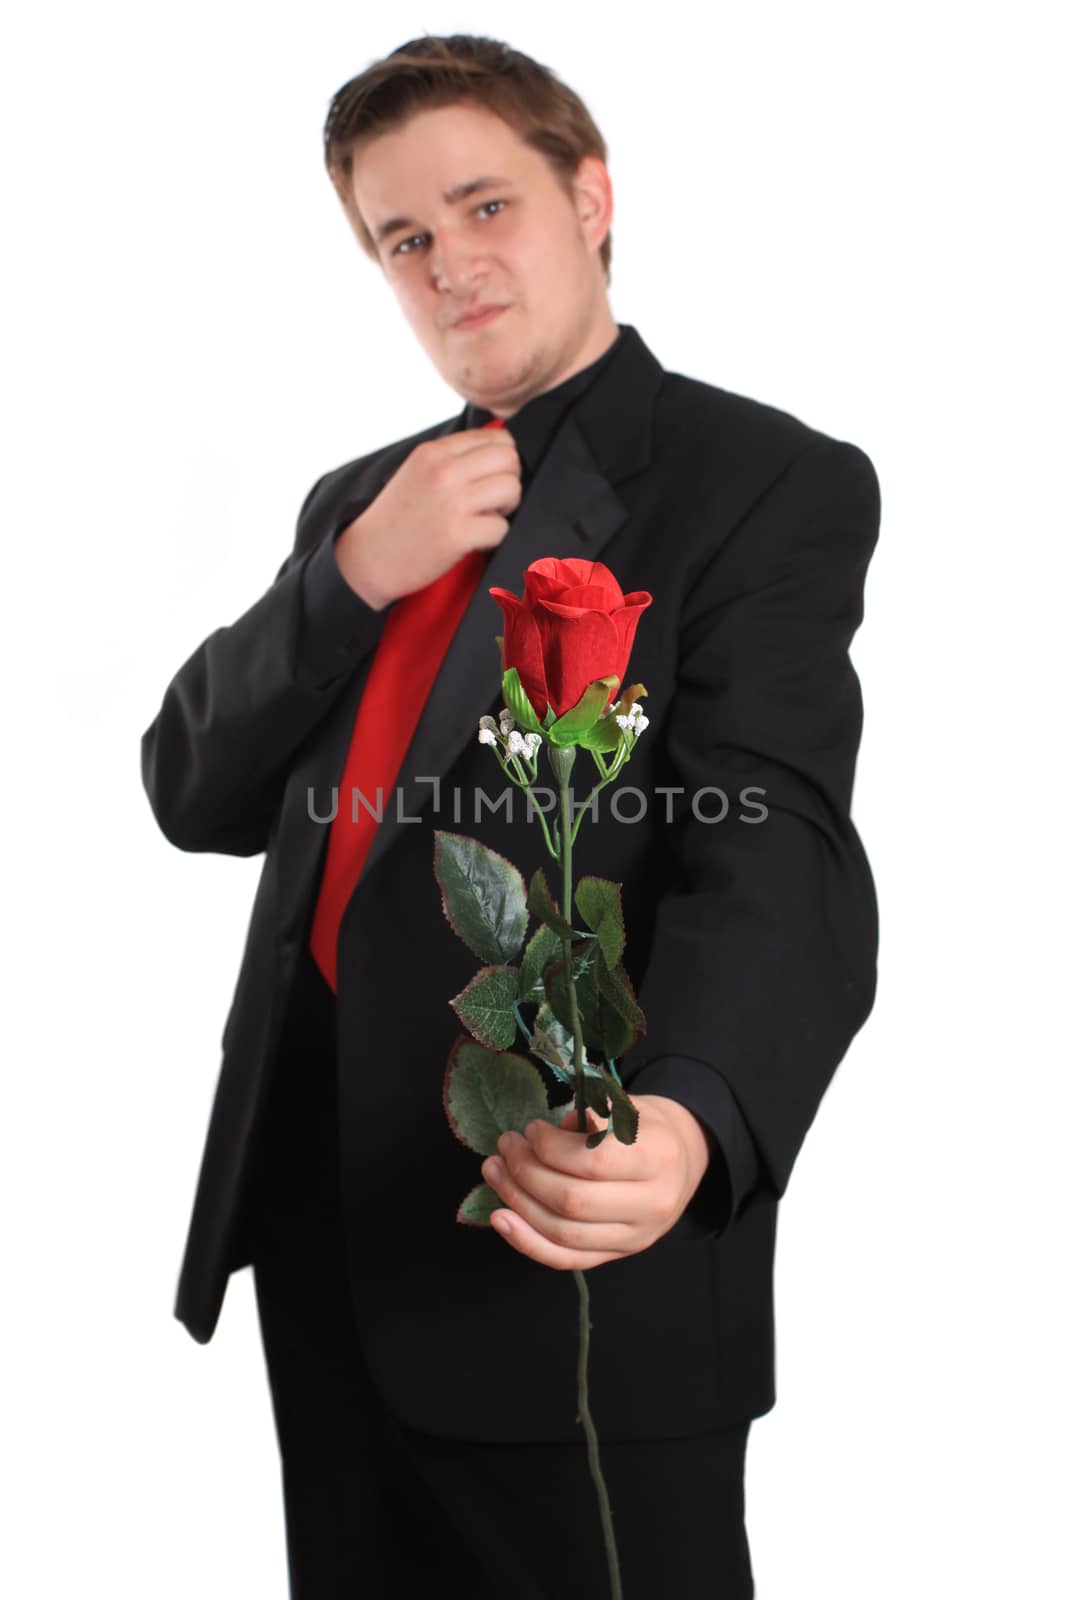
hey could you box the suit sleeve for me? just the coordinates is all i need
[626,1055,760,1234]
[622,437,881,1219]
[140,481,389,857]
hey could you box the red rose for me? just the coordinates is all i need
[489,557,652,721]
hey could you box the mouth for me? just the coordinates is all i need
[451,304,508,332]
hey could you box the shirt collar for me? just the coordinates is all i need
[462,326,628,480]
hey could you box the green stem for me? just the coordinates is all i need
[570,777,607,850]
[511,1001,532,1043]
[567,732,634,851]
[573,1267,624,1598]
[603,731,633,783]
[530,791,560,862]
[549,739,624,1598]
[555,751,588,1132]
[492,741,559,860]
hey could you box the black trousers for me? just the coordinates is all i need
[250,949,756,1599]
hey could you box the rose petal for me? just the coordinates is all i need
[580,562,625,606]
[551,584,619,612]
[533,598,596,620]
[488,587,550,719]
[533,603,621,716]
[524,558,623,609]
[609,593,653,682]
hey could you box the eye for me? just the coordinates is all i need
[391,199,508,257]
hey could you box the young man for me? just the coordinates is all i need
[141,33,881,1600]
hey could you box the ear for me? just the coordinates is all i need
[570,155,613,256]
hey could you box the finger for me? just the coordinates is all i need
[487,1203,629,1271]
[519,1117,655,1181]
[483,1149,647,1240]
[442,427,520,468]
[466,471,523,514]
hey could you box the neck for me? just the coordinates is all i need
[476,315,620,421]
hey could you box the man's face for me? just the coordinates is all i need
[347,101,614,415]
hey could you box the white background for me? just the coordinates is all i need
[4,2,1063,1595]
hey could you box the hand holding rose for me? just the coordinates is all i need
[480,1095,713,1270]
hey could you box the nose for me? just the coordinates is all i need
[428,227,487,296]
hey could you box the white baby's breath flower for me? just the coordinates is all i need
[628,702,644,720]
[615,713,630,730]
[477,727,498,746]
[633,713,649,734]
[520,733,540,760]
[499,710,515,736]
[507,729,526,754]
[525,732,542,751]
[479,714,498,733]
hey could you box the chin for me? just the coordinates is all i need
[464,345,541,405]
[453,364,504,402]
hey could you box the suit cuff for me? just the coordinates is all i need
[626,1055,761,1235]
[296,519,390,684]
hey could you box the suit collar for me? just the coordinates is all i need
[452,322,661,488]
[462,324,633,481]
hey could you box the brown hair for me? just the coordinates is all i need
[323,33,612,282]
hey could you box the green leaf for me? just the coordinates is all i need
[576,715,626,755]
[541,943,644,1059]
[519,922,563,1002]
[595,949,646,1032]
[577,1068,612,1118]
[544,939,600,1040]
[575,877,626,969]
[433,831,528,964]
[528,1027,568,1081]
[579,949,645,1058]
[617,682,648,715]
[530,1004,574,1082]
[501,666,545,735]
[545,675,620,747]
[443,1038,549,1155]
[605,1077,640,1146]
[575,680,650,755]
[450,965,520,1049]
[527,865,583,942]
[457,1181,508,1225]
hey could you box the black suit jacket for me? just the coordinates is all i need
[141,323,880,1442]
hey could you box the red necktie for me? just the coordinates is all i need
[308,418,505,991]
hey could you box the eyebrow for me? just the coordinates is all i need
[372,175,515,247]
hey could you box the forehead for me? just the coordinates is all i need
[350,101,544,217]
